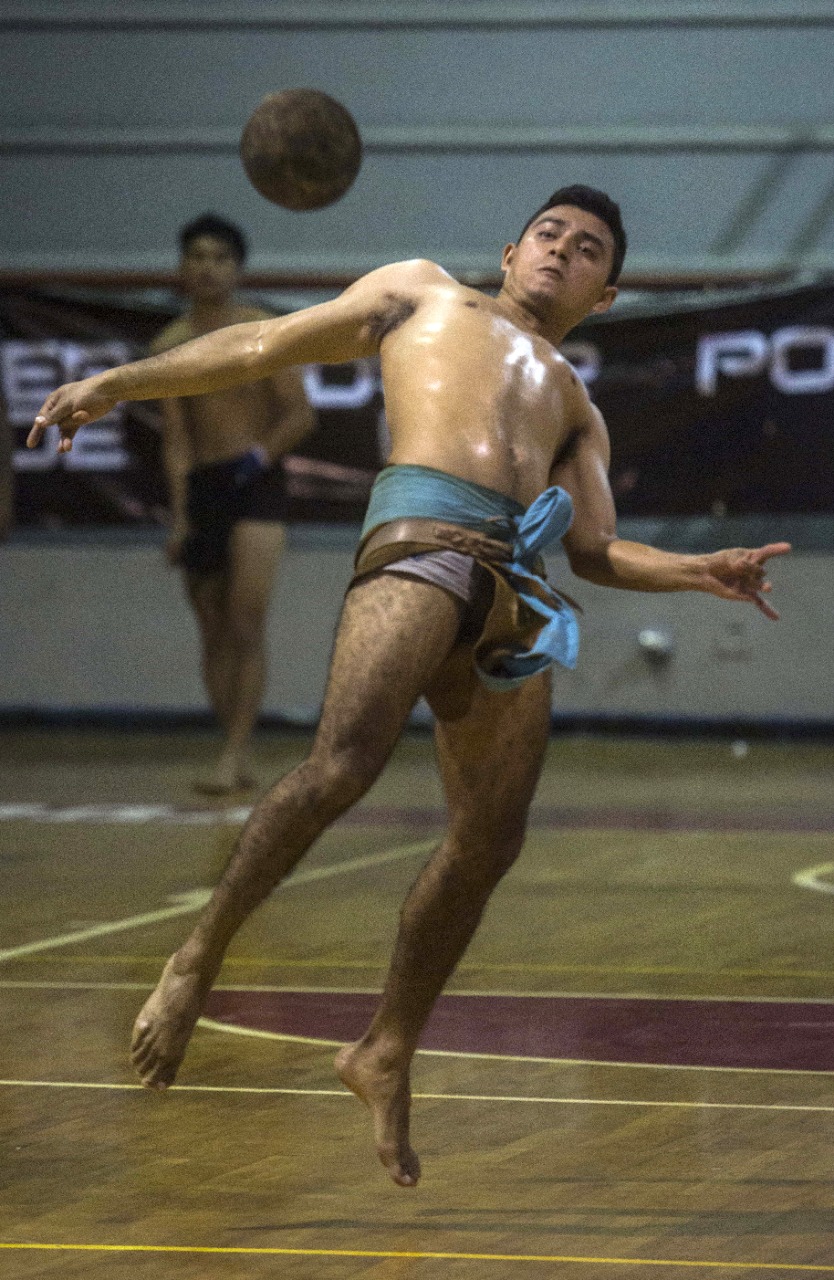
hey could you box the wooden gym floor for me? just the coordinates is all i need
[2,727,834,1277]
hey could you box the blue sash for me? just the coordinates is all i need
[361,464,580,688]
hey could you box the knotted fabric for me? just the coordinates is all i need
[353,464,580,690]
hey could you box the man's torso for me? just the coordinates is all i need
[373,264,582,508]
[153,305,280,466]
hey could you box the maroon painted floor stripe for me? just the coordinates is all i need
[342,806,834,833]
[203,990,834,1072]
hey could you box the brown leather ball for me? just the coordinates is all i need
[240,89,363,211]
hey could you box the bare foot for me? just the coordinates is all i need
[192,763,256,796]
[335,1041,421,1187]
[131,953,211,1089]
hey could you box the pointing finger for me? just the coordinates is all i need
[752,542,792,563]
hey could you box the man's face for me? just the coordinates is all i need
[179,234,241,303]
[501,205,618,325]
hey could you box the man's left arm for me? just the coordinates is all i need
[551,393,790,620]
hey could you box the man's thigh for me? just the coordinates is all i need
[226,520,287,616]
[313,573,464,763]
[428,661,552,835]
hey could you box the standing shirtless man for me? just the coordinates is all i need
[154,214,313,793]
[29,186,789,1186]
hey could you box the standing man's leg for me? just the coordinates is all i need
[206,519,286,793]
[337,654,552,1186]
[186,571,232,730]
[131,575,466,1089]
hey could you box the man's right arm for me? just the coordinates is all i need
[552,378,790,619]
[28,260,440,454]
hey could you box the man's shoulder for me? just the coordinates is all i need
[552,351,603,426]
[359,259,454,293]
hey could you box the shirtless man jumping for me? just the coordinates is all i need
[29,185,789,1187]
[154,214,313,793]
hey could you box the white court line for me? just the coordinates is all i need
[0,803,254,825]
[196,1017,834,1076]
[793,862,834,894]
[1,1076,834,1113]
[0,890,213,964]
[0,840,433,965]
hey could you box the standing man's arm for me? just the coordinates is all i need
[159,397,194,564]
[552,387,790,619]
[263,366,315,459]
[0,394,12,541]
[149,329,195,565]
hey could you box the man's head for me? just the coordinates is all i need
[501,185,626,335]
[518,186,626,285]
[178,213,248,303]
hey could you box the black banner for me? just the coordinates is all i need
[569,276,834,516]
[2,279,833,526]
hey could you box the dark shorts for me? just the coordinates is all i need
[181,453,287,576]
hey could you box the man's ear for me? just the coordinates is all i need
[591,285,618,315]
[500,242,516,273]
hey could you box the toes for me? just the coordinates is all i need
[387,1157,420,1188]
[131,1042,154,1073]
[378,1143,421,1188]
[131,1019,152,1052]
[136,1056,173,1090]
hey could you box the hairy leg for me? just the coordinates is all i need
[132,574,464,1089]
[336,655,552,1185]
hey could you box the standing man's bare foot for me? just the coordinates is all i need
[193,752,256,796]
[131,952,212,1089]
[335,1041,421,1187]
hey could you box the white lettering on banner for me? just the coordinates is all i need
[302,360,380,410]
[770,326,834,394]
[695,331,769,397]
[4,340,130,471]
[696,327,834,397]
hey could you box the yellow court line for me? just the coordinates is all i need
[11,953,834,980]
[8,979,834,1005]
[3,1078,834,1113]
[1,1243,833,1270]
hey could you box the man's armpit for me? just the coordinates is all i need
[365,292,419,343]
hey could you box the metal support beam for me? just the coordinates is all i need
[3,124,834,156]
[2,2,834,30]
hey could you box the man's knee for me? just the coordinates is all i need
[227,603,268,653]
[306,741,388,810]
[445,815,528,885]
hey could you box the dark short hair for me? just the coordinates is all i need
[179,213,248,265]
[518,185,627,284]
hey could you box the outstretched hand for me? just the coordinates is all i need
[26,379,118,453]
[700,543,791,620]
